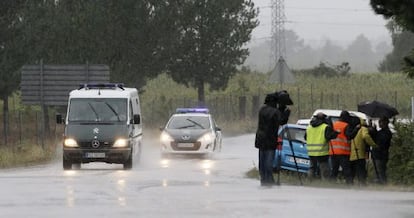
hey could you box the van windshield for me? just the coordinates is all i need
[68,98,127,123]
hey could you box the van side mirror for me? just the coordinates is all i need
[133,114,141,124]
[56,114,63,124]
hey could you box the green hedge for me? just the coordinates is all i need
[388,122,414,185]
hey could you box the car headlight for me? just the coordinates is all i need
[113,138,128,147]
[160,132,173,143]
[64,138,78,147]
[199,132,214,144]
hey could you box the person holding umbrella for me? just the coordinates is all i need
[371,116,393,184]
[357,100,397,184]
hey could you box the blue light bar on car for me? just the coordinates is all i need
[176,108,209,114]
[78,83,124,90]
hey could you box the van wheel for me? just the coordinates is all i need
[123,155,133,170]
[63,158,72,170]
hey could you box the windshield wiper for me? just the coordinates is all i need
[88,103,100,121]
[105,102,120,121]
[177,124,196,129]
[186,118,205,129]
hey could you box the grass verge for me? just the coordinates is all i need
[0,140,57,169]
[245,167,414,191]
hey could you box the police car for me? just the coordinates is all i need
[160,108,222,157]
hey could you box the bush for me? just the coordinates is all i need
[388,122,414,185]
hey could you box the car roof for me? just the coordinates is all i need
[171,113,210,117]
[282,124,307,130]
[296,119,311,125]
[312,109,368,120]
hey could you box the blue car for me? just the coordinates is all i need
[273,124,310,173]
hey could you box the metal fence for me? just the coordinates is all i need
[0,89,410,146]
[142,89,407,127]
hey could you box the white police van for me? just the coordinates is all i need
[56,83,142,170]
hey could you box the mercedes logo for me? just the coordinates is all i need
[93,128,99,134]
[181,135,190,140]
[91,139,100,148]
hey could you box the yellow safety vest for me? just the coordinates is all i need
[306,123,329,156]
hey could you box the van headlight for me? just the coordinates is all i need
[113,138,128,147]
[199,132,214,144]
[64,138,78,147]
[160,132,173,144]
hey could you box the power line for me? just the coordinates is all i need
[257,20,385,27]
[258,5,373,12]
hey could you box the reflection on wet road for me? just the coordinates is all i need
[0,134,413,218]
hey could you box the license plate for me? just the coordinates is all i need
[85,152,106,158]
[288,156,310,165]
[177,143,194,148]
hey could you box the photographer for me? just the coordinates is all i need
[254,91,291,186]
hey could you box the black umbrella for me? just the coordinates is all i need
[357,100,399,118]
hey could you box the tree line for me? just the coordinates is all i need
[0,0,259,144]
[246,31,391,73]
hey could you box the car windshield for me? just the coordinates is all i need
[282,127,306,143]
[167,115,210,129]
[68,98,127,123]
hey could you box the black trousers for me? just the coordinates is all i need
[330,155,352,184]
[374,159,388,184]
[350,159,367,185]
[309,155,330,180]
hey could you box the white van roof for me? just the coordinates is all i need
[69,88,137,98]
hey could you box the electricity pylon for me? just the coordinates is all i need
[269,0,295,86]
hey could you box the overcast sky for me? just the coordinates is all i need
[251,0,391,48]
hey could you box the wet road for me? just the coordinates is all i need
[0,134,413,218]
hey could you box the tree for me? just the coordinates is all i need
[370,0,414,32]
[0,0,27,145]
[319,40,344,64]
[166,0,259,104]
[345,34,376,72]
[20,0,178,89]
[370,0,414,76]
[378,29,414,72]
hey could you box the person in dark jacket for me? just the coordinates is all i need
[371,116,393,184]
[305,113,338,180]
[254,92,290,186]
